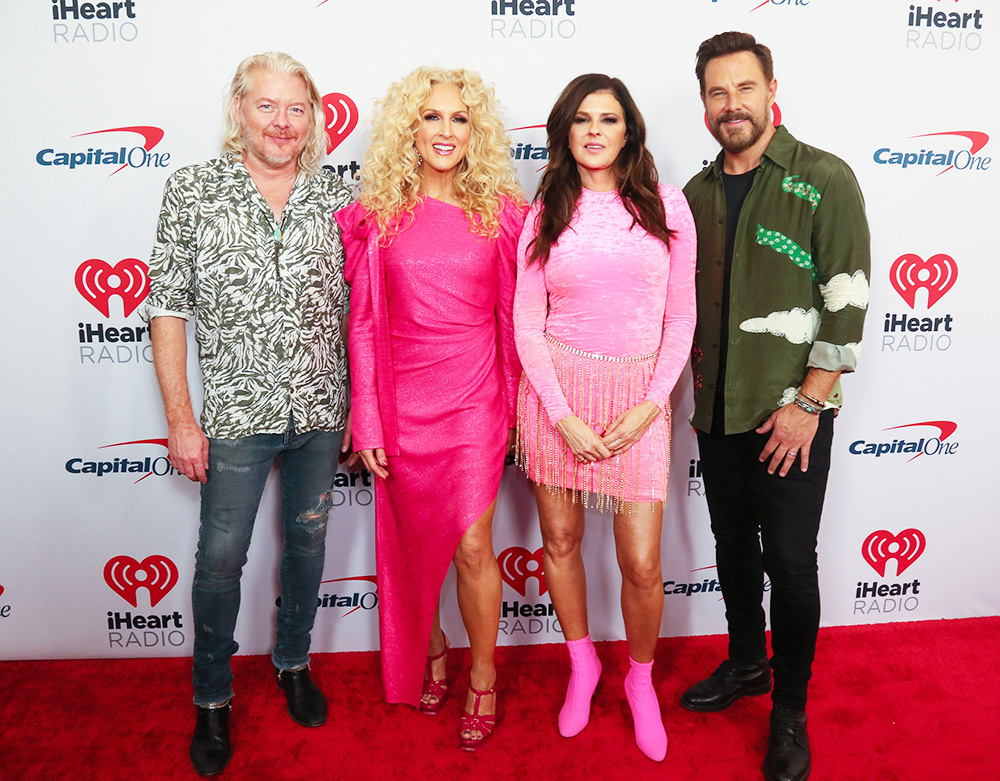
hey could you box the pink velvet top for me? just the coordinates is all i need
[513,184,698,423]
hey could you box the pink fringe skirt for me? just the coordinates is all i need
[517,333,671,512]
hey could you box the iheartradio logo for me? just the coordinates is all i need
[498,547,547,597]
[862,529,926,577]
[104,555,179,608]
[76,258,149,318]
[890,253,957,309]
[322,92,358,155]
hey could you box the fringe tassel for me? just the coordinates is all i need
[517,334,671,513]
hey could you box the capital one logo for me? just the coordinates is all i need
[76,258,149,317]
[498,547,547,597]
[751,0,810,10]
[36,126,169,175]
[890,253,957,309]
[862,529,926,577]
[104,555,179,608]
[322,93,359,155]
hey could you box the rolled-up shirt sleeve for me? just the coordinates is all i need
[143,172,197,323]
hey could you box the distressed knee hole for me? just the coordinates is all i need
[296,492,333,530]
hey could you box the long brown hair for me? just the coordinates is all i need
[528,74,674,266]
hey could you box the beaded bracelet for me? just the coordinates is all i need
[793,396,821,415]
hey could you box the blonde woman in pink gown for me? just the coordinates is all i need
[335,66,524,751]
[514,74,697,761]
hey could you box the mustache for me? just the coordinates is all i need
[717,111,752,123]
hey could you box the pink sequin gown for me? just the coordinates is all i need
[513,185,697,505]
[336,197,525,706]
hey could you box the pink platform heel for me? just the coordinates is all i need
[420,635,450,716]
[459,683,497,751]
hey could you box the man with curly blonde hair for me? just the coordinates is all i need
[144,52,353,776]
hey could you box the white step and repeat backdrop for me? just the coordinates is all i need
[1,0,996,661]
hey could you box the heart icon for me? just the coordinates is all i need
[497,547,547,597]
[889,253,957,309]
[75,258,149,318]
[323,92,359,155]
[861,529,926,577]
[104,555,179,608]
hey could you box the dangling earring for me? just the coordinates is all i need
[417,151,423,165]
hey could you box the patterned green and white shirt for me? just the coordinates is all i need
[144,156,353,439]
[684,126,871,434]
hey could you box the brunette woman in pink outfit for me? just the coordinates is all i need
[335,67,524,751]
[513,74,697,761]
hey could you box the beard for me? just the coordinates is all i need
[241,125,299,167]
[709,109,770,154]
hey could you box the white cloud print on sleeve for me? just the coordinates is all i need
[740,307,821,344]
[819,270,870,312]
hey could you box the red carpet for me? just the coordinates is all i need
[2,617,998,780]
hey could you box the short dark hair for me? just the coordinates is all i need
[695,31,774,93]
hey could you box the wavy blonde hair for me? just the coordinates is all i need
[359,66,523,241]
[221,52,327,176]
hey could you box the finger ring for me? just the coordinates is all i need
[614,439,620,447]
[788,450,798,457]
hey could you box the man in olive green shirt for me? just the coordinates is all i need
[680,32,870,781]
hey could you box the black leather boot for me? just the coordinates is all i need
[764,706,810,781]
[680,658,772,712]
[276,666,327,727]
[189,702,232,777]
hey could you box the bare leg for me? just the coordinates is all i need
[536,486,588,640]
[613,501,665,662]
[454,500,500,740]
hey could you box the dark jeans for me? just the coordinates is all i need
[191,421,341,706]
[697,410,834,710]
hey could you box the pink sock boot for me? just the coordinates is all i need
[558,635,602,738]
[624,656,667,761]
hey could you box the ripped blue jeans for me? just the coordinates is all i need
[191,420,342,705]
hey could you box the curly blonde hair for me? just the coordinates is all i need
[221,52,327,176]
[359,66,523,241]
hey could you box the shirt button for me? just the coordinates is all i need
[717,218,724,225]
[712,344,718,349]
[716,261,722,266]
[714,302,720,308]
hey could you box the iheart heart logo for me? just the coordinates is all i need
[0,585,4,598]
[104,555,179,608]
[889,253,957,309]
[862,529,926,577]
[75,258,149,318]
[322,92,359,154]
[497,547,547,597]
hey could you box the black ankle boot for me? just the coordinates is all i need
[680,658,771,712]
[190,702,232,777]
[276,666,327,727]
[764,706,810,781]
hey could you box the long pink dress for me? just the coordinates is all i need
[336,197,525,706]
[513,185,697,508]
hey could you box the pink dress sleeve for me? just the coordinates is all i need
[495,198,527,428]
[642,186,698,411]
[335,201,385,451]
[513,206,574,424]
